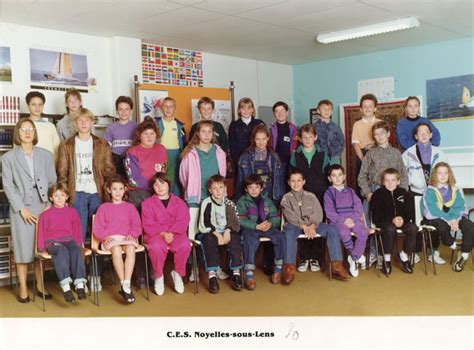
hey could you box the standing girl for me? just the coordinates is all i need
[141,173,191,295]
[2,118,57,303]
[396,96,441,151]
[179,120,227,207]
[236,124,285,203]
[38,183,86,302]
[422,162,474,272]
[228,97,265,167]
[154,97,186,195]
[124,117,167,210]
[93,175,142,303]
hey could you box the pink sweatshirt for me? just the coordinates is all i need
[179,145,226,204]
[37,206,82,251]
[141,194,190,243]
[93,202,142,240]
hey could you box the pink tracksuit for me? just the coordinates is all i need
[141,194,191,278]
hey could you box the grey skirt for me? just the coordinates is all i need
[10,189,46,263]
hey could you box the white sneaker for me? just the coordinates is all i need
[171,270,184,294]
[347,255,359,277]
[428,250,446,265]
[358,255,367,270]
[368,254,377,268]
[154,276,164,296]
[309,259,320,272]
[89,276,102,292]
[216,267,229,280]
[414,253,421,264]
[297,260,309,272]
[189,269,200,282]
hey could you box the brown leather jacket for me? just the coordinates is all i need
[57,134,115,205]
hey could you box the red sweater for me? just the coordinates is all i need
[93,202,142,240]
[37,206,82,251]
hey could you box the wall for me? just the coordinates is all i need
[0,23,294,120]
[293,36,474,205]
[0,22,119,116]
[293,37,474,152]
[202,53,294,120]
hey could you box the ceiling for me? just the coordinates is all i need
[2,0,473,64]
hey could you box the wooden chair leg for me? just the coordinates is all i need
[192,245,199,294]
[450,231,458,264]
[39,258,46,312]
[421,230,428,275]
[32,262,36,302]
[377,234,389,278]
[373,234,380,277]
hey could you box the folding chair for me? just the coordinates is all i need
[450,208,474,269]
[413,196,437,275]
[33,222,92,312]
[90,215,150,306]
[280,216,332,280]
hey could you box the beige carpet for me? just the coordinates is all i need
[0,246,472,318]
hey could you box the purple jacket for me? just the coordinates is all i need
[324,186,365,225]
[270,121,298,155]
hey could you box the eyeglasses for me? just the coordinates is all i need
[19,128,35,133]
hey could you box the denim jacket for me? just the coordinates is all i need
[236,148,285,203]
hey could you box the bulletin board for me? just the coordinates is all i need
[135,83,232,134]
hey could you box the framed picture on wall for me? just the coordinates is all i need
[138,89,169,121]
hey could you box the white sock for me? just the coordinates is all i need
[461,252,469,260]
[399,250,408,262]
[61,283,71,292]
[232,269,240,276]
[76,282,84,290]
[450,242,457,250]
[123,280,131,293]
[384,254,391,262]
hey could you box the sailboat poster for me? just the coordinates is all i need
[427,74,474,121]
[29,48,89,91]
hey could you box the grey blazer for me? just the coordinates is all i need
[1,146,57,212]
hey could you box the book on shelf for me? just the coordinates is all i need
[0,96,20,125]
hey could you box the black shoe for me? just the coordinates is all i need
[119,287,135,303]
[17,295,30,303]
[76,288,87,300]
[262,265,274,276]
[63,290,76,303]
[399,255,413,274]
[231,274,242,291]
[382,261,392,275]
[36,290,53,300]
[208,277,219,294]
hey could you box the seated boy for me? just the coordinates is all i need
[324,165,369,277]
[236,174,285,290]
[370,168,417,275]
[281,169,351,284]
[198,175,242,293]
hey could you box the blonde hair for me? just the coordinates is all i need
[161,97,177,109]
[237,97,255,118]
[428,162,456,187]
[75,108,95,121]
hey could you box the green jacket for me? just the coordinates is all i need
[236,192,280,230]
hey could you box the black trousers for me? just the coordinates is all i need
[199,231,243,271]
[421,217,474,253]
[380,222,417,256]
[112,153,127,178]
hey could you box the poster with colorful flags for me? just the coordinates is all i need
[141,43,203,87]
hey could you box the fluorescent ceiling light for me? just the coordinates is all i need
[317,17,420,44]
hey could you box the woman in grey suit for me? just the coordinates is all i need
[2,118,57,303]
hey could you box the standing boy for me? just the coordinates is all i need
[313,99,345,161]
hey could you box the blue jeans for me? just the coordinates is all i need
[283,223,342,264]
[241,228,284,271]
[73,192,101,241]
[47,241,87,287]
[73,191,101,276]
